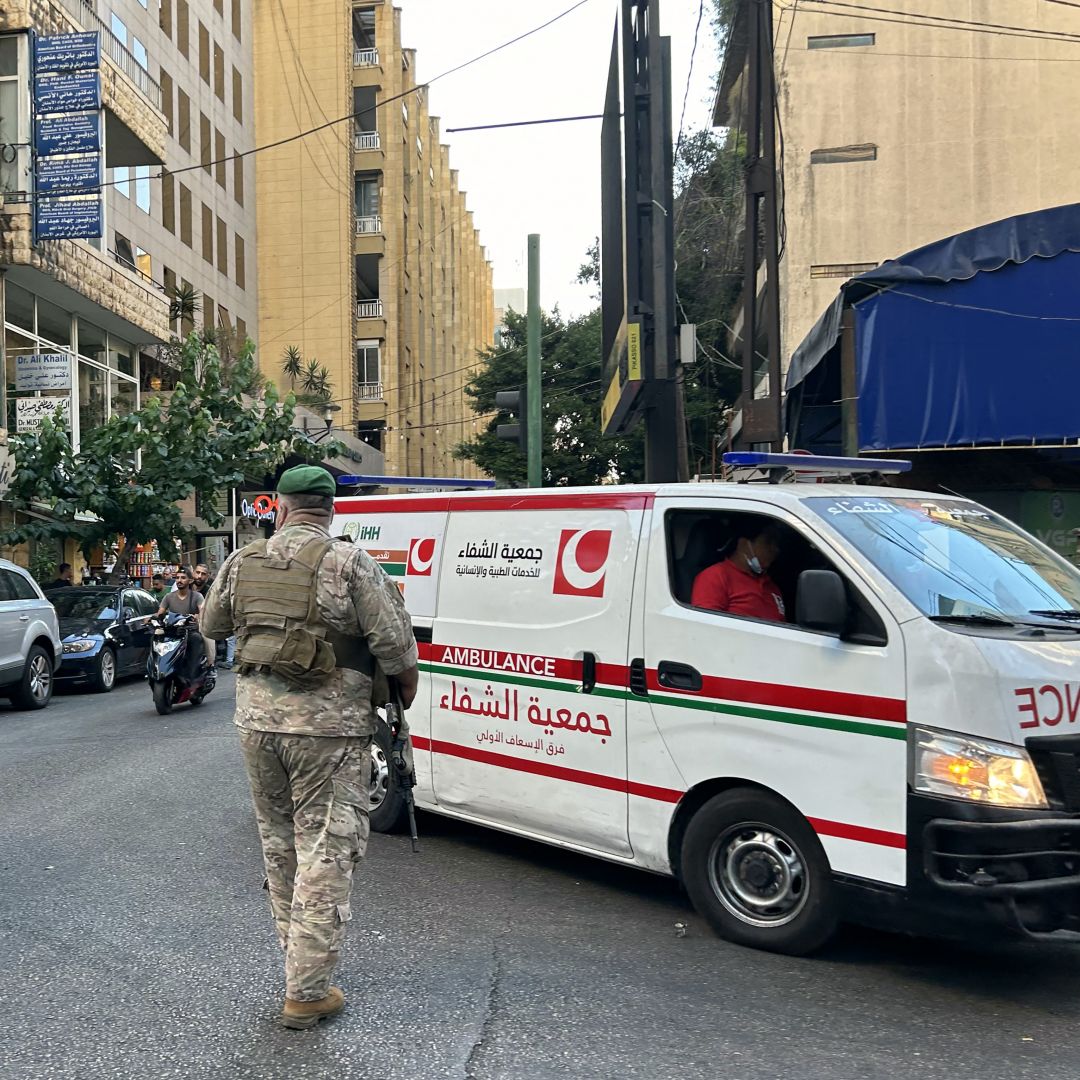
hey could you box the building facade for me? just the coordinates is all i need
[715,0,1080,372]
[253,0,494,478]
[0,0,255,575]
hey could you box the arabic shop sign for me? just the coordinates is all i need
[34,32,100,74]
[240,493,278,524]
[16,396,70,432]
[34,71,100,114]
[15,352,71,392]
[35,153,101,194]
[34,113,100,157]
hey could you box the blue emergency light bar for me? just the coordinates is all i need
[336,474,497,489]
[722,452,912,474]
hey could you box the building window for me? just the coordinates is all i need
[178,88,191,150]
[353,8,376,50]
[177,0,189,57]
[808,33,875,49]
[232,66,243,122]
[159,68,173,132]
[810,262,878,278]
[214,0,223,14]
[200,112,211,172]
[810,143,877,164]
[110,12,127,46]
[113,166,130,198]
[202,203,214,264]
[162,173,175,232]
[160,0,173,38]
[199,22,210,83]
[202,291,214,331]
[234,155,244,206]
[179,183,192,246]
[132,36,148,70]
[115,231,135,269]
[355,173,379,218]
[135,165,151,213]
[215,129,226,187]
[0,35,29,194]
[214,43,225,100]
[235,234,246,289]
[236,316,247,341]
[232,0,241,40]
[216,217,228,276]
[356,341,381,396]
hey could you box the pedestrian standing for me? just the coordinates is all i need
[44,562,74,591]
[202,465,418,1029]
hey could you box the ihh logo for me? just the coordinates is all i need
[407,538,436,576]
[553,529,612,597]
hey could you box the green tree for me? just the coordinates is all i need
[455,309,644,487]
[0,335,333,582]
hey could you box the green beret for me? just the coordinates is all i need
[277,465,336,498]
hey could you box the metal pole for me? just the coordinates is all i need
[526,233,542,488]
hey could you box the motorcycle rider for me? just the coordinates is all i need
[156,566,215,676]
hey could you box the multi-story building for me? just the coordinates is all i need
[714,0,1080,372]
[253,0,495,478]
[0,0,255,572]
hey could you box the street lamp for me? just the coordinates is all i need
[302,402,341,443]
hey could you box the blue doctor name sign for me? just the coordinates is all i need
[34,71,100,115]
[35,113,100,157]
[35,197,103,241]
[34,32,100,74]
[35,153,101,194]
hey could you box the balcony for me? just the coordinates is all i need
[357,299,384,319]
[354,130,381,152]
[357,381,384,400]
[354,48,379,67]
[356,215,382,235]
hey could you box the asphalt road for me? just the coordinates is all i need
[3,676,1080,1080]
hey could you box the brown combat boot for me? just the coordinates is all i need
[280,986,346,1030]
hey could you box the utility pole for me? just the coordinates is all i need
[737,0,783,450]
[526,233,542,487]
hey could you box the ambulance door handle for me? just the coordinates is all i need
[580,652,597,694]
[657,661,702,693]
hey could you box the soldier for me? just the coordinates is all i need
[203,465,418,1030]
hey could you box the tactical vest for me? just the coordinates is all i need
[232,535,374,688]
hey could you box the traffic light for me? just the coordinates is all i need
[495,389,527,453]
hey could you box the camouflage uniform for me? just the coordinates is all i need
[203,522,417,1002]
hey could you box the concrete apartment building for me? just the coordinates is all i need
[253,0,495,478]
[714,0,1080,373]
[0,0,255,571]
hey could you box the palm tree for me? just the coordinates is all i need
[280,345,303,388]
[168,283,199,331]
[300,358,325,397]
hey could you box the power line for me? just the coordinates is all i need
[446,113,610,133]
[674,0,707,163]
[785,1,1080,44]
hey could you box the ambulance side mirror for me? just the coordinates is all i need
[796,570,847,636]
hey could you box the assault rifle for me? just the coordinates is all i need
[385,682,420,853]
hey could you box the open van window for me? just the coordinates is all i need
[807,495,1080,621]
[665,509,886,642]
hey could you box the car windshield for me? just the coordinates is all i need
[50,592,119,621]
[806,496,1080,621]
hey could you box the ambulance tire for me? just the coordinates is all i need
[369,721,407,833]
[681,789,838,956]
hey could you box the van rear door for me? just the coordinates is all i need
[430,494,648,857]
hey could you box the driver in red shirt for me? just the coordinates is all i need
[691,521,787,622]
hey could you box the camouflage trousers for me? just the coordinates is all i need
[238,730,372,1002]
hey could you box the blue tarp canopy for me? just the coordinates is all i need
[786,203,1080,453]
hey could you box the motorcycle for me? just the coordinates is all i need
[147,613,216,715]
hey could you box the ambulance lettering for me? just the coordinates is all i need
[1015,684,1080,729]
[407,537,436,576]
[553,528,612,598]
[437,646,556,677]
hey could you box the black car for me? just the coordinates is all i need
[50,586,159,693]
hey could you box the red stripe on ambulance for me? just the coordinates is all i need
[335,491,655,515]
[410,736,905,849]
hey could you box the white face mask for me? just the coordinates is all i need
[746,542,764,576]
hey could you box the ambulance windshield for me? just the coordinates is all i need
[806,496,1080,621]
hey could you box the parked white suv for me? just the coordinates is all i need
[0,559,61,709]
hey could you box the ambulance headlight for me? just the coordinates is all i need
[910,726,1047,809]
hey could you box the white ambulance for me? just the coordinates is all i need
[335,454,1080,954]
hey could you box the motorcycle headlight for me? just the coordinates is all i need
[62,639,96,654]
[152,640,177,655]
[910,726,1047,809]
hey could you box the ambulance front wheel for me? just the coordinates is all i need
[681,788,838,955]
[368,721,406,833]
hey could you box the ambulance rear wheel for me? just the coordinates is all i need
[368,721,406,833]
[681,789,837,955]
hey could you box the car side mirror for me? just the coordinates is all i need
[796,569,847,636]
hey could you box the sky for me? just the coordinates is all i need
[398,0,720,320]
